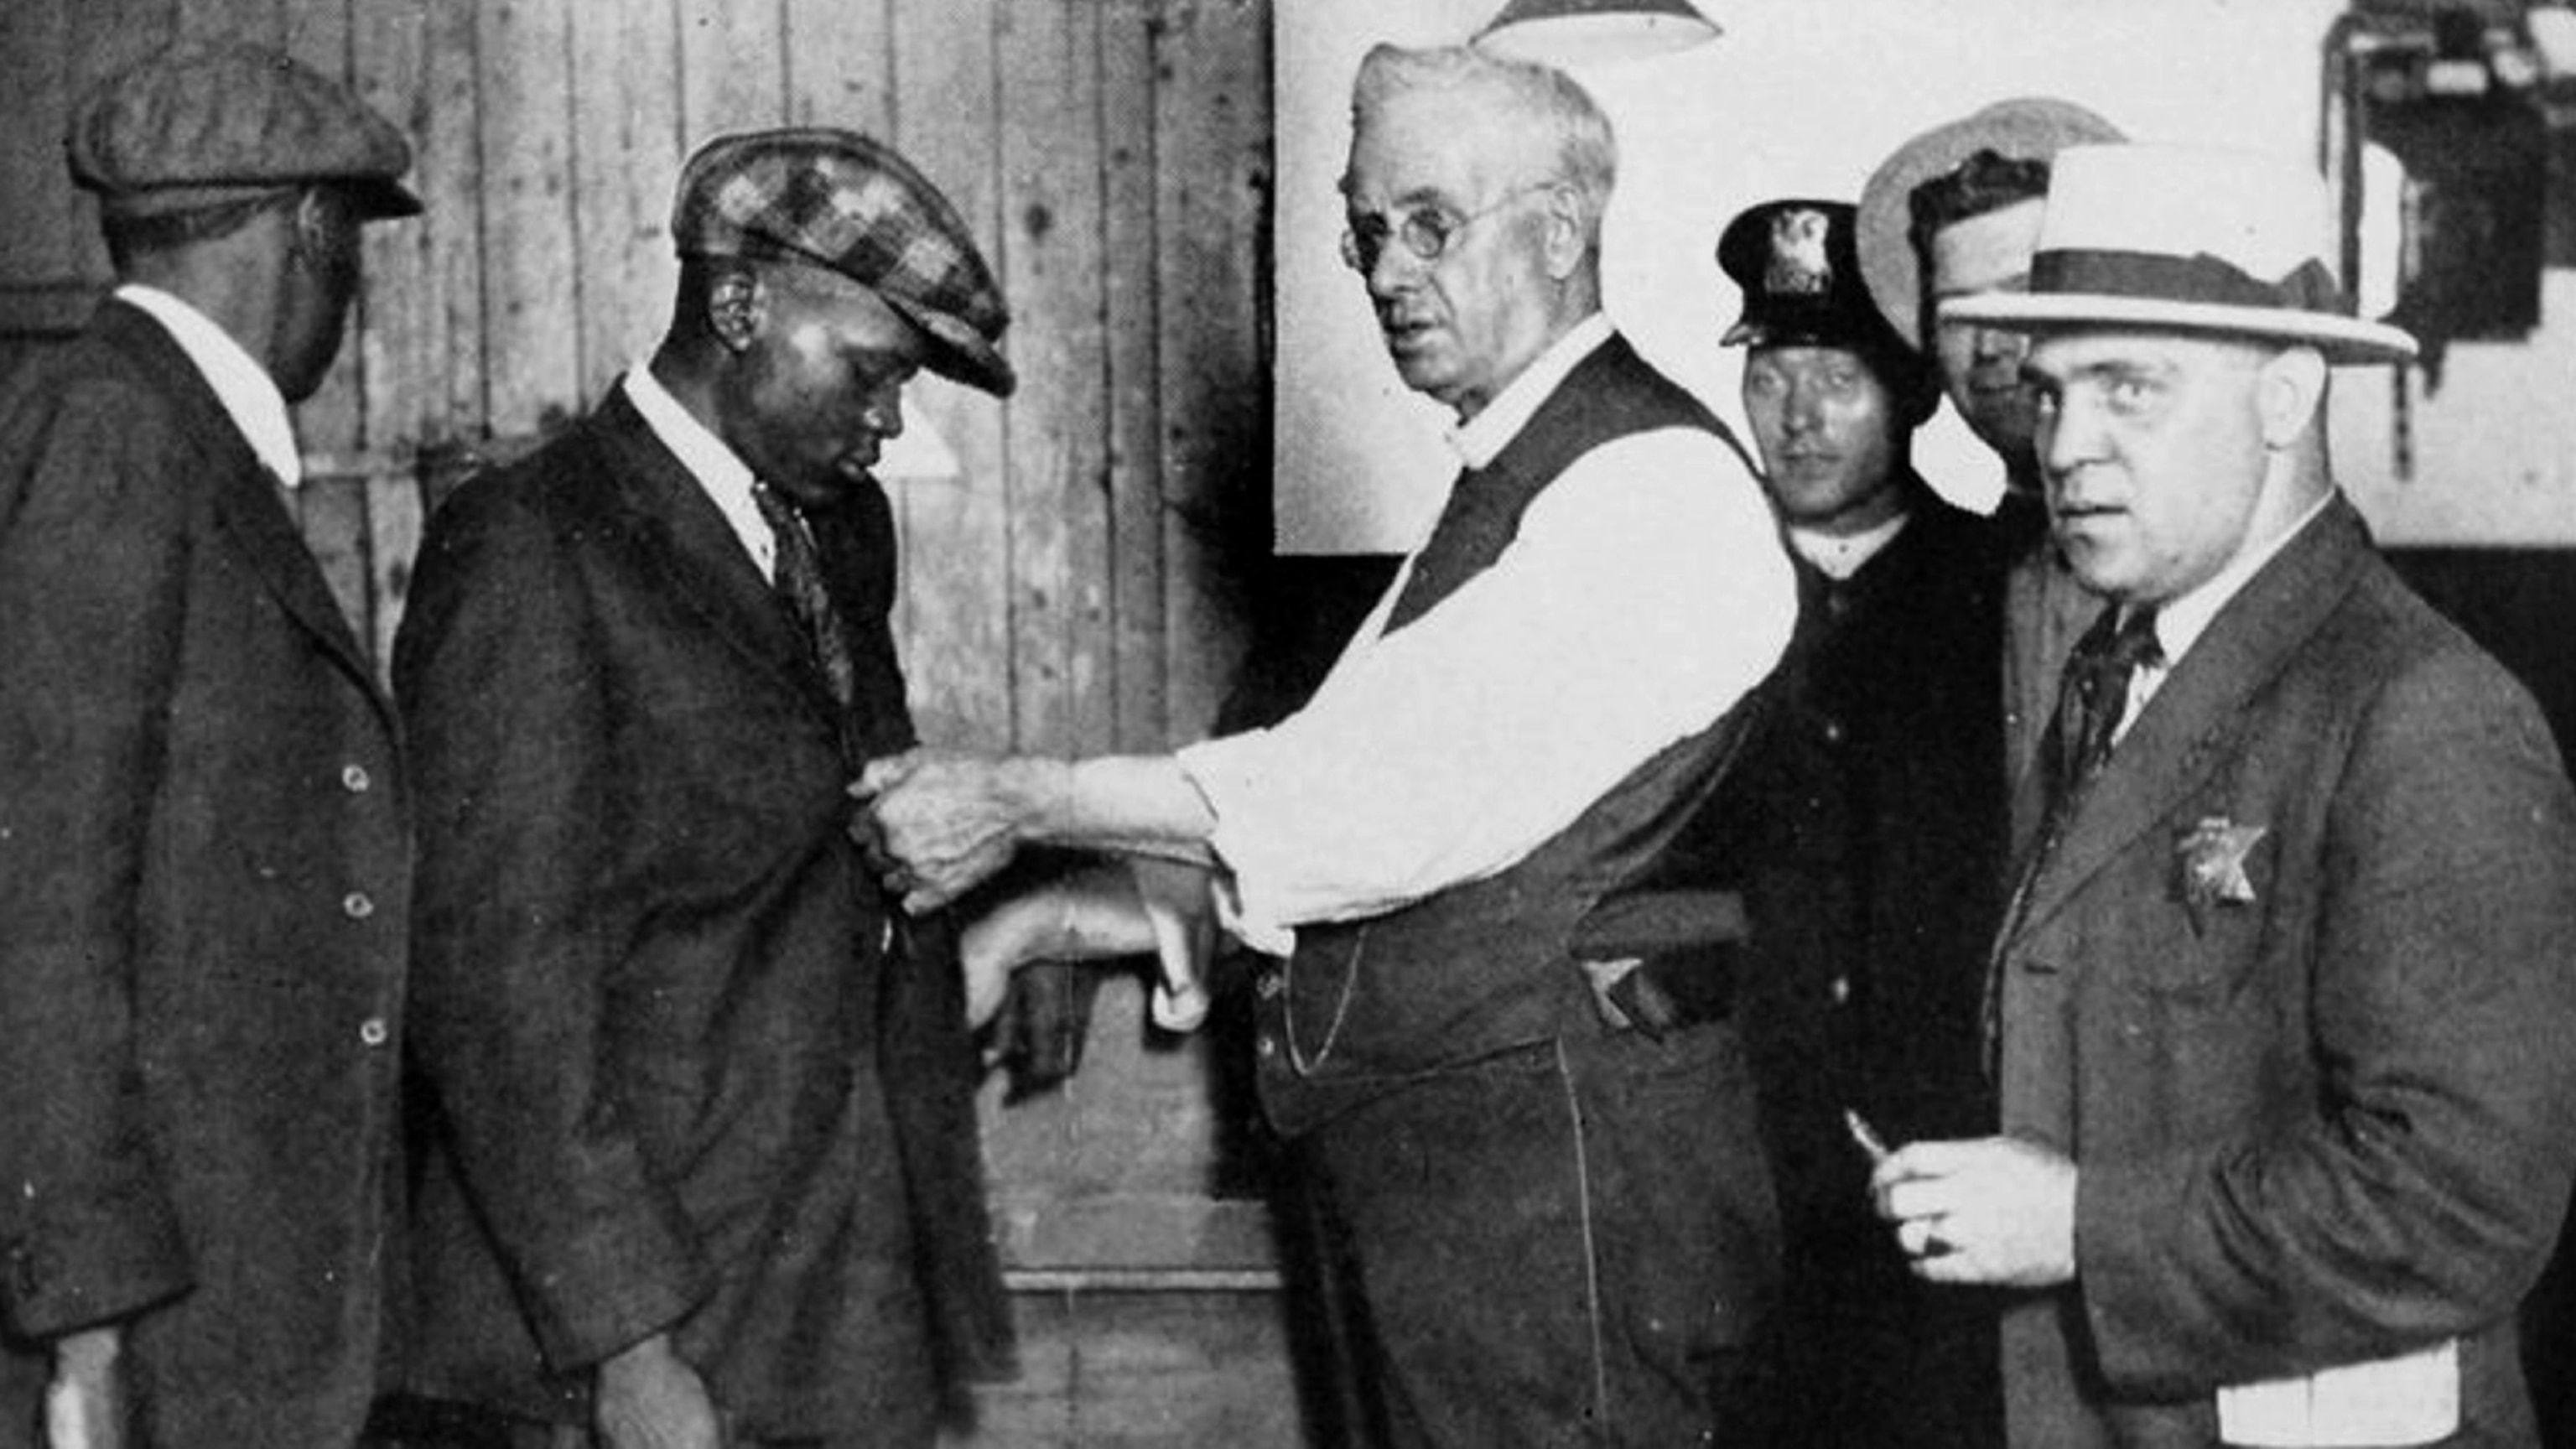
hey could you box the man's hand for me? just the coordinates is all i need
[955,859,1215,1033]
[1870,1135,2078,1288]
[854,750,1063,913]
[44,1326,124,1449]
[595,1333,724,1449]
[1130,857,1216,1032]
[959,889,1075,1031]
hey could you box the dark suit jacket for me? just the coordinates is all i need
[394,387,1007,1437]
[0,300,410,1448]
[1997,491,2098,828]
[1635,486,2013,1446]
[1721,488,2014,1210]
[1992,496,2576,1447]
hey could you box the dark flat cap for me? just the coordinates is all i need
[673,127,1015,397]
[68,39,421,221]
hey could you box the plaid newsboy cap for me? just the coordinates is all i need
[673,127,1015,397]
[67,39,421,221]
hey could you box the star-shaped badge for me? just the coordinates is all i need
[2175,816,2266,934]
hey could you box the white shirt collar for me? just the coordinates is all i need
[2148,491,2334,668]
[114,283,301,489]
[621,363,776,581]
[1788,512,1910,582]
[1446,312,1615,471]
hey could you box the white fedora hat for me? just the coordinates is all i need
[1941,143,2417,366]
[1856,96,2126,347]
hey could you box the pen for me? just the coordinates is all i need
[1843,1108,1892,1167]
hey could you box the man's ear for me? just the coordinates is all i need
[286,187,337,263]
[1540,182,1586,282]
[706,265,765,353]
[2257,345,2328,449]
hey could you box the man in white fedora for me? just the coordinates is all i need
[1870,143,2576,1447]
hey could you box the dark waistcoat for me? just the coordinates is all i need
[1257,336,1761,1136]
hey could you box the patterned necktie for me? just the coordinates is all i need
[2043,600,2163,834]
[750,483,857,711]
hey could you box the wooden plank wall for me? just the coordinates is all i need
[0,0,1278,1280]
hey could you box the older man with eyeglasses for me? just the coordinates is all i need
[859,40,1795,1448]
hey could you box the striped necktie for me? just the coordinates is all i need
[2043,601,2163,838]
[750,482,857,712]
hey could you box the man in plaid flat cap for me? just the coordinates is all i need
[396,127,1014,1449]
[0,37,419,1449]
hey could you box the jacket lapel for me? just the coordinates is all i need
[97,303,384,704]
[586,389,841,717]
[2009,498,2373,939]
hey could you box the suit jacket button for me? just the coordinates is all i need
[342,891,375,921]
[358,1016,389,1047]
[1256,1033,1279,1060]
[1255,969,1285,1000]
[340,763,371,793]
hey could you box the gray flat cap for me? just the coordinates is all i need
[68,39,422,221]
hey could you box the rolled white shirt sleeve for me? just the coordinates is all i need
[1180,426,1793,950]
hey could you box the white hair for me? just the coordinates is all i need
[1350,43,1617,244]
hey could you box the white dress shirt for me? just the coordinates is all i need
[621,364,777,583]
[1180,317,1796,953]
[114,283,301,489]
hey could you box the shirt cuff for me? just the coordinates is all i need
[1176,735,1296,957]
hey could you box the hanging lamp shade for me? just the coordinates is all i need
[1471,0,1721,66]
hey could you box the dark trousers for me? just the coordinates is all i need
[1298,1020,1779,1448]
[1732,1218,2004,1449]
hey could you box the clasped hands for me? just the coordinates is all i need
[853,750,1214,1035]
[1867,1135,2079,1289]
[852,749,1059,915]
